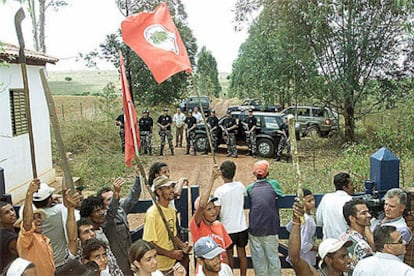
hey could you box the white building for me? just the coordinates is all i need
[0,42,58,203]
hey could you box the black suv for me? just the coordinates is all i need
[193,111,301,158]
[281,105,339,137]
[182,96,211,115]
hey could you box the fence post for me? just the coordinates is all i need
[80,102,83,117]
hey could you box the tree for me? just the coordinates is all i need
[234,0,414,141]
[195,46,221,97]
[99,1,197,106]
[22,0,68,53]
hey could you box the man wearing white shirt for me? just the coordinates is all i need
[316,172,355,239]
[173,108,186,148]
[192,106,203,123]
[353,225,414,275]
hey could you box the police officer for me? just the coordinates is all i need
[139,110,153,155]
[184,109,197,155]
[220,110,238,158]
[157,108,174,155]
[204,109,219,154]
[115,113,125,152]
[243,109,257,157]
[276,116,291,162]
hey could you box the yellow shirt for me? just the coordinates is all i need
[17,222,55,276]
[143,204,177,271]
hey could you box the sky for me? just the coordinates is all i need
[0,0,248,73]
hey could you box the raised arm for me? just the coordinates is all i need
[63,188,81,255]
[288,201,317,276]
[193,165,220,226]
[121,167,142,214]
[22,179,40,231]
[107,178,125,219]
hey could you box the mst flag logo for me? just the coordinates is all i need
[144,24,179,55]
[121,2,192,84]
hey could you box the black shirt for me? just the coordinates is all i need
[139,117,153,132]
[244,116,257,130]
[185,116,197,131]
[207,116,219,129]
[157,115,172,130]
[220,117,237,133]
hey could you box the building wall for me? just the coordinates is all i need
[0,63,55,202]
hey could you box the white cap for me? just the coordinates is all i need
[32,182,55,201]
[6,257,33,276]
[318,238,353,268]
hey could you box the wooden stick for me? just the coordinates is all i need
[15,8,37,178]
[39,69,74,192]
[190,75,217,164]
[187,184,194,275]
[287,114,304,223]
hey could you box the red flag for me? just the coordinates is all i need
[121,2,192,84]
[119,51,140,167]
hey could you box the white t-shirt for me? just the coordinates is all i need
[316,190,352,239]
[196,263,233,276]
[214,181,248,234]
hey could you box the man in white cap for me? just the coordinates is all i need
[32,181,73,269]
[143,175,191,274]
[289,200,352,275]
[194,236,233,276]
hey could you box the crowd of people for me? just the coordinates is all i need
[1,158,413,275]
[116,107,291,161]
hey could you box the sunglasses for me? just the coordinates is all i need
[387,236,404,245]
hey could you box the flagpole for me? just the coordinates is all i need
[190,74,217,165]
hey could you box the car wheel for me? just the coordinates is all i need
[306,126,320,138]
[257,138,275,158]
[194,134,207,152]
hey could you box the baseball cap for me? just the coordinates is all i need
[253,160,269,178]
[248,108,253,112]
[194,237,225,259]
[163,108,169,111]
[152,175,176,192]
[188,109,193,113]
[318,238,353,268]
[14,203,47,228]
[32,182,55,201]
[194,195,218,210]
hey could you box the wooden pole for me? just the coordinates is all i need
[287,114,304,223]
[190,75,216,164]
[39,69,75,192]
[15,8,37,178]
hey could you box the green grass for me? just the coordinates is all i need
[48,70,120,95]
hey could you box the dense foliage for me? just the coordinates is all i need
[231,0,414,141]
[194,46,221,97]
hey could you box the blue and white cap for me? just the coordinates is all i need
[194,237,225,260]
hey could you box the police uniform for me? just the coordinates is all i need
[206,114,219,152]
[243,114,257,156]
[276,121,291,161]
[139,113,153,155]
[184,115,197,155]
[220,115,238,157]
[157,113,174,155]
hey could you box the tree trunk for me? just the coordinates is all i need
[39,0,46,53]
[343,96,355,142]
[27,0,39,51]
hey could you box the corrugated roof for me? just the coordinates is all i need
[0,42,59,65]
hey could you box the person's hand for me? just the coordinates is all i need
[27,179,40,195]
[170,250,184,260]
[52,194,63,204]
[113,177,125,195]
[182,242,192,254]
[292,198,304,221]
[63,188,81,209]
[211,165,221,180]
